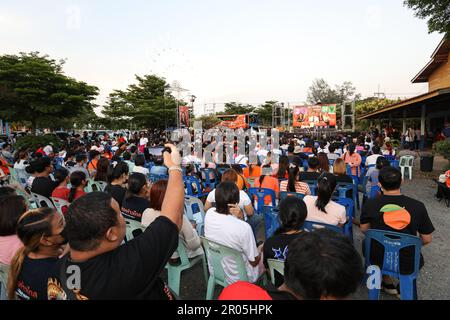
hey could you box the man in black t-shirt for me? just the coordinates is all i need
[299,157,320,181]
[360,166,434,296]
[47,144,184,300]
[30,157,58,198]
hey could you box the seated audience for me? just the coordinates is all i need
[360,166,434,296]
[47,144,184,300]
[141,180,203,260]
[204,182,262,285]
[254,165,280,204]
[133,155,150,176]
[7,207,66,300]
[205,170,263,242]
[0,194,27,265]
[105,162,129,205]
[280,165,311,195]
[93,158,110,183]
[262,197,307,286]
[121,173,150,223]
[30,157,58,199]
[303,173,347,227]
[299,157,320,181]
[220,229,363,300]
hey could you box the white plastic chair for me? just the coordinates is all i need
[267,258,285,285]
[399,155,414,180]
[51,197,70,215]
[30,192,56,209]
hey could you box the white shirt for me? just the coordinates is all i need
[14,160,28,170]
[43,145,53,155]
[365,154,382,167]
[206,189,252,216]
[139,137,148,146]
[204,208,260,284]
[303,195,347,226]
[133,166,150,176]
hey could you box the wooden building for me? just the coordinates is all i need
[359,37,450,149]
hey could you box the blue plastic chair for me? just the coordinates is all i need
[336,198,354,242]
[248,187,277,214]
[302,160,309,171]
[328,159,335,167]
[302,220,344,234]
[183,176,209,199]
[369,185,381,199]
[335,182,358,213]
[279,192,306,201]
[148,173,169,183]
[184,195,206,236]
[303,180,318,196]
[390,160,400,169]
[216,167,230,177]
[200,168,219,190]
[263,206,280,239]
[364,229,422,300]
[384,155,396,161]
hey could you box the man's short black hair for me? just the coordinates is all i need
[288,145,295,153]
[378,166,402,191]
[76,153,87,163]
[66,192,119,251]
[135,154,145,166]
[284,229,363,300]
[307,157,319,170]
[372,145,381,155]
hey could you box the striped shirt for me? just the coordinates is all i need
[280,180,311,195]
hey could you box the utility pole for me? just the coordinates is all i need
[374,84,385,99]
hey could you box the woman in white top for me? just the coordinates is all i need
[204,182,262,284]
[13,150,29,170]
[141,180,203,260]
[303,172,346,227]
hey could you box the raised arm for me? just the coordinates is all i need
[160,144,184,231]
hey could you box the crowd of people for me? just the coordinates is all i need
[0,127,439,300]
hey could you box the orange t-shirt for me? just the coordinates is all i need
[254,176,279,205]
[243,165,261,178]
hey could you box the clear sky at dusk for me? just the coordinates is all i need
[0,0,444,115]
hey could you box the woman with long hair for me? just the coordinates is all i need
[276,155,289,179]
[51,168,71,211]
[7,208,67,300]
[280,164,311,195]
[68,171,87,203]
[105,161,129,205]
[141,180,203,261]
[303,172,347,227]
[262,197,307,286]
[317,152,330,173]
[120,173,150,223]
[94,158,110,182]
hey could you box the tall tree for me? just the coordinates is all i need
[404,0,450,36]
[307,79,359,105]
[255,101,277,126]
[220,102,254,115]
[0,52,99,134]
[102,74,178,129]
